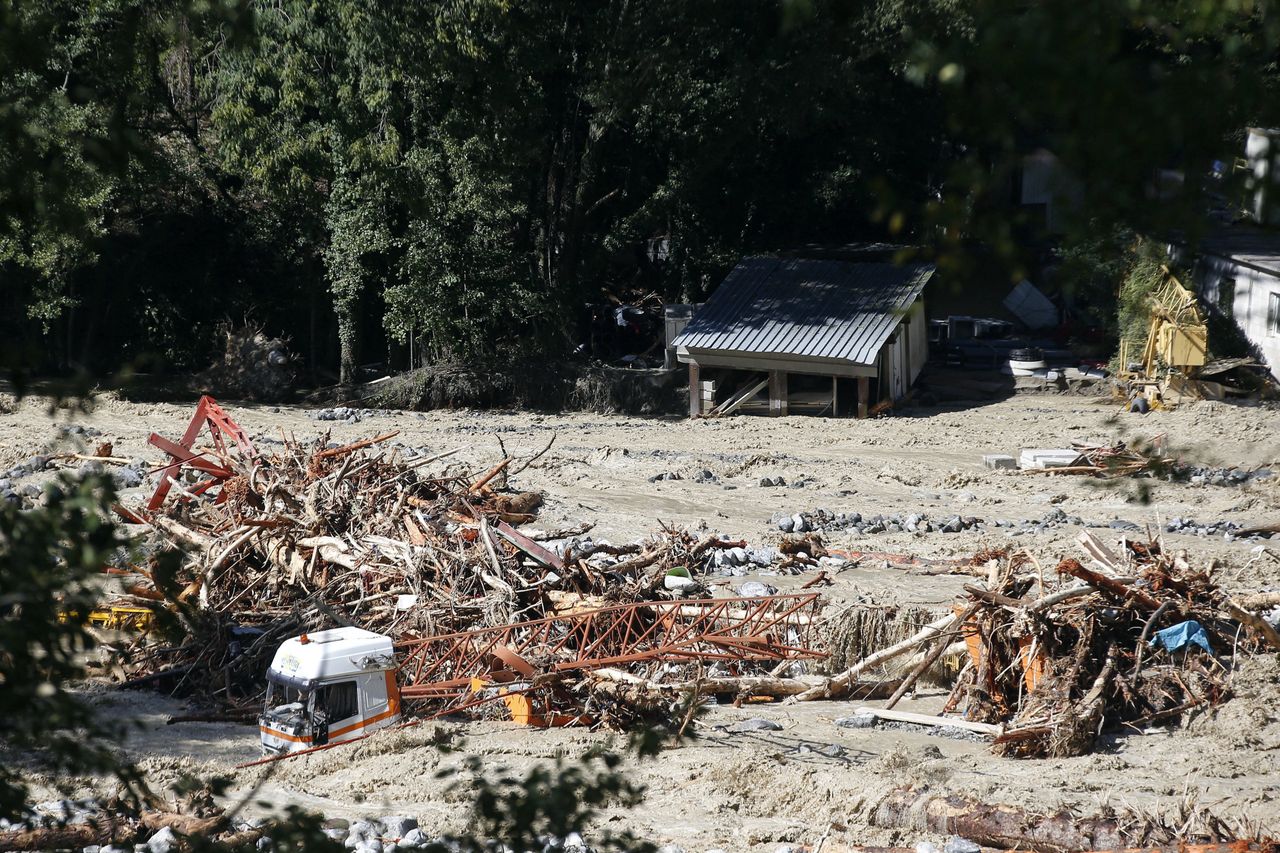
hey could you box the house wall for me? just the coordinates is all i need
[1195,255,1280,381]
[906,298,928,383]
[1246,129,1280,227]
[878,300,929,403]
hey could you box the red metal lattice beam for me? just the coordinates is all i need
[394,593,825,705]
[146,395,257,511]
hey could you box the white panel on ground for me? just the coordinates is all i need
[1004,280,1059,329]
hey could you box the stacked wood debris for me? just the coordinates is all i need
[106,415,824,720]
[198,322,298,403]
[967,534,1251,757]
[1026,438,1170,478]
[796,532,1279,757]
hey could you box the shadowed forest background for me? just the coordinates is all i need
[3,0,1278,387]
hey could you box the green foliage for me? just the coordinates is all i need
[7,0,1280,384]
[1114,238,1173,371]
[899,0,1280,280]
[432,730,666,853]
[1053,226,1138,334]
[0,474,144,821]
[203,0,942,377]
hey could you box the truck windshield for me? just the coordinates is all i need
[265,678,310,711]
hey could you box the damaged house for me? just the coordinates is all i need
[1192,229,1280,382]
[673,257,933,417]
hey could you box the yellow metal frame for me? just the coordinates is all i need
[60,605,155,632]
[1140,267,1208,376]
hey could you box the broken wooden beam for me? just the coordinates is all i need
[851,705,1000,735]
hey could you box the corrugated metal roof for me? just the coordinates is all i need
[672,257,934,366]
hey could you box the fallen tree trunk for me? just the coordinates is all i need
[588,667,898,700]
[1224,599,1280,651]
[1237,590,1280,611]
[792,613,956,701]
[140,812,227,835]
[869,787,1127,853]
[149,515,214,553]
[853,706,1000,735]
[0,819,137,852]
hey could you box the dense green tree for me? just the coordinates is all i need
[207,0,943,377]
[0,0,256,375]
[9,0,1280,380]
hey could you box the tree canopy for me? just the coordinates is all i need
[2,0,1277,382]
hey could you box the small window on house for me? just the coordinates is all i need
[319,680,359,721]
[1218,277,1236,321]
[1268,292,1280,336]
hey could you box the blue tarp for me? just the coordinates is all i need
[1149,620,1213,654]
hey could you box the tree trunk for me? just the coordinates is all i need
[338,306,360,385]
[0,819,136,852]
[869,787,1128,853]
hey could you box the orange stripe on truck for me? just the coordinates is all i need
[260,674,401,745]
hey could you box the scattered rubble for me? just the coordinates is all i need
[6,393,1280,852]
[1010,439,1276,487]
[308,406,395,423]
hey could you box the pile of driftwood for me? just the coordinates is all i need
[969,532,1266,757]
[198,322,297,403]
[796,531,1278,758]
[113,432,547,697]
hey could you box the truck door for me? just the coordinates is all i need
[315,680,360,744]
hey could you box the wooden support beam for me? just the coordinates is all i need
[768,370,788,416]
[688,362,701,418]
[710,375,768,418]
[832,376,839,417]
[857,376,869,419]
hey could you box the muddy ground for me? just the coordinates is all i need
[3,389,1280,850]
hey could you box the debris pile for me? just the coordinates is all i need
[199,322,297,403]
[792,531,1280,758]
[108,397,828,729]
[949,534,1271,757]
[1022,439,1170,478]
[77,397,1279,761]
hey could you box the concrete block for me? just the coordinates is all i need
[983,454,1017,470]
[1019,449,1082,470]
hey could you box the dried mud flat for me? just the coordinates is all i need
[4,390,1280,850]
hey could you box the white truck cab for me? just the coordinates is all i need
[259,627,402,755]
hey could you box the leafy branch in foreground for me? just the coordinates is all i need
[432,728,667,853]
[0,473,145,822]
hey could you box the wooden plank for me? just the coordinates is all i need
[710,375,768,417]
[1077,530,1126,573]
[688,362,701,418]
[852,706,1001,735]
[492,520,564,572]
